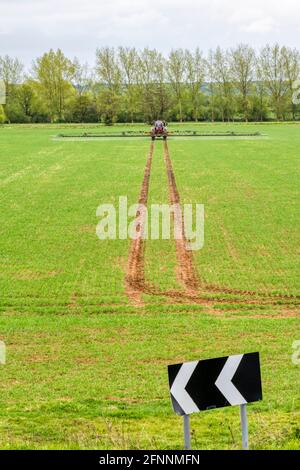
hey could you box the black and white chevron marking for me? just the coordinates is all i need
[168,352,262,416]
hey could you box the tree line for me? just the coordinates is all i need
[0,44,300,124]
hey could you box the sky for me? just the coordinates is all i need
[0,0,300,69]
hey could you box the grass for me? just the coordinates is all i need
[0,122,299,449]
[170,125,299,295]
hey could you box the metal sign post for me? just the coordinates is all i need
[240,403,249,450]
[168,352,262,450]
[183,415,191,450]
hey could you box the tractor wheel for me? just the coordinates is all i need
[151,136,155,141]
[163,135,167,140]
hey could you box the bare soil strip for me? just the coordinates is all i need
[201,283,299,301]
[137,284,299,307]
[125,142,154,303]
[163,141,199,293]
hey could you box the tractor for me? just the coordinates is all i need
[150,120,168,140]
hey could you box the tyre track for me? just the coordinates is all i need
[163,140,199,293]
[125,142,154,303]
[200,283,299,300]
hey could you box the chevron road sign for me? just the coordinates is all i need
[168,352,262,415]
[168,352,262,449]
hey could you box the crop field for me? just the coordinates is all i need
[0,122,299,449]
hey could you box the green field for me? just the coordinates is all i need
[0,123,299,449]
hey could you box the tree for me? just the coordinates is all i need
[281,47,300,120]
[137,48,170,123]
[206,50,217,122]
[258,44,289,120]
[17,82,35,119]
[97,89,120,125]
[96,47,122,124]
[96,47,121,91]
[73,58,93,97]
[210,47,235,121]
[151,51,170,121]
[0,105,6,124]
[33,49,75,122]
[253,60,268,122]
[70,59,98,122]
[0,55,23,89]
[0,55,24,121]
[167,49,186,121]
[118,47,140,122]
[1,44,300,124]
[69,94,98,123]
[185,48,205,121]
[230,44,255,121]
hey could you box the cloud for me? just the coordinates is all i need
[242,17,278,34]
[228,7,279,34]
[0,0,299,68]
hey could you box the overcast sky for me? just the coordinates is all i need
[1,0,300,69]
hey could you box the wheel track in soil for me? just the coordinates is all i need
[125,142,154,303]
[163,140,199,294]
[125,141,300,307]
